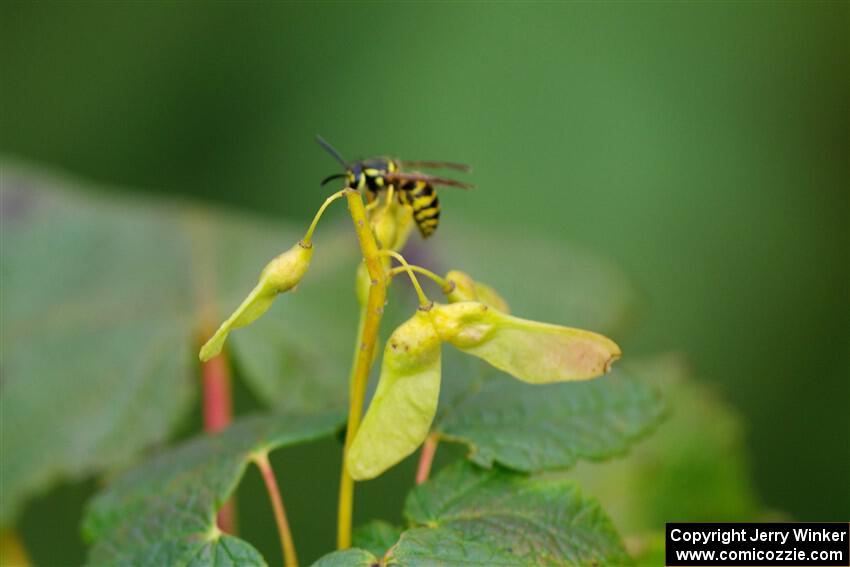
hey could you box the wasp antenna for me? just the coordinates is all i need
[316,135,349,168]
[320,173,347,186]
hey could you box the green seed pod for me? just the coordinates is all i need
[347,309,442,480]
[431,302,621,383]
[199,241,313,361]
[473,281,510,313]
[445,270,510,313]
[369,199,414,252]
[390,200,415,252]
[259,241,314,293]
[445,270,477,302]
[370,205,398,252]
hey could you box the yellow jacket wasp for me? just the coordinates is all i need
[317,135,472,238]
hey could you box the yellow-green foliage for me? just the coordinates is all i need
[347,311,442,480]
[348,299,621,480]
[200,241,313,361]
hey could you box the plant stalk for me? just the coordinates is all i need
[202,352,232,433]
[416,434,439,485]
[201,350,236,533]
[337,191,388,549]
[379,249,430,306]
[253,452,299,567]
[389,265,452,294]
[191,211,238,534]
[303,189,349,246]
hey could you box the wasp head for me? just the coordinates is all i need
[347,163,366,190]
[319,164,365,190]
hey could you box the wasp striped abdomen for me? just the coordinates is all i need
[399,180,440,238]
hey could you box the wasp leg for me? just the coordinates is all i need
[382,185,395,214]
[364,189,380,211]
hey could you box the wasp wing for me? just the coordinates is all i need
[385,172,474,189]
[397,160,471,172]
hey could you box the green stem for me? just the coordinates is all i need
[303,189,349,246]
[337,191,387,549]
[388,265,453,294]
[379,249,430,306]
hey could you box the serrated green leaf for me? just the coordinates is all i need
[312,528,525,567]
[352,520,403,558]
[383,527,526,566]
[0,161,356,524]
[571,354,762,534]
[83,410,342,566]
[315,462,628,566]
[118,534,267,567]
[404,462,630,566]
[312,548,377,567]
[435,365,664,473]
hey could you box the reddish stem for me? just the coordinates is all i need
[254,453,299,567]
[202,351,235,533]
[202,352,232,432]
[216,501,236,537]
[416,434,439,485]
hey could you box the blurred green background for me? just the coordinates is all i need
[2,1,848,565]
